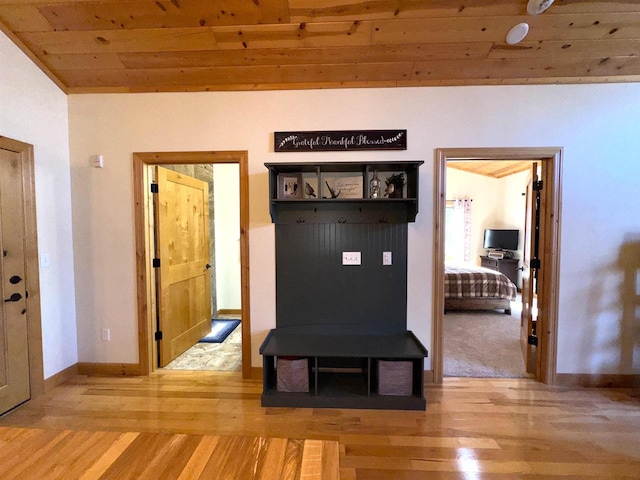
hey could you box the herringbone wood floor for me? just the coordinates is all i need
[1,372,639,479]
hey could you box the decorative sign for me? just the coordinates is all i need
[274,130,407,152]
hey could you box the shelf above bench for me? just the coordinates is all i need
[265,161,423,224]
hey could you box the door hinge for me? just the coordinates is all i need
[154,331,163,341]
[150,183,159,194]
[528,335,538,346]
[533,180,543,191]
[530,258,541,270]
[153,258,161,268]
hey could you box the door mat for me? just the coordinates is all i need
[200,319,240,344]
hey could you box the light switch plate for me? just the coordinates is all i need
[383,251,392,265]
[342,252,361,265]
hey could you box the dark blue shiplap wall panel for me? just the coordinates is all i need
[276,223,408,333]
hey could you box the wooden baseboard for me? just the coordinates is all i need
[44,363,79,391]
[217,309,242,316]
[423,370,435,384]
[555,373,640,388]
[77,362,144,376]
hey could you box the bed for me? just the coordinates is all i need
[444,263,518,314]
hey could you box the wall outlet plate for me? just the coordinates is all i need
[342,252,361,265]
[383,251,392,265]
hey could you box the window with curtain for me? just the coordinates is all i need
[445,198,472,263]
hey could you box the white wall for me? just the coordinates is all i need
[447,168,528,265]
[0,32,77,378]
[500,170,529,257]
[446,168,500,264]
[214,164,241,311]
[68,83,640,375]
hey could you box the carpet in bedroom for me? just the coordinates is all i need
[443,304,531,378]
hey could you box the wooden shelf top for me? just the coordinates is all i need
[260,329,428,359]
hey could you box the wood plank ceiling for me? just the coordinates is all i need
[447,160,533,178]
[0,0,639,93]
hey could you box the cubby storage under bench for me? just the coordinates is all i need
[260,328,428,410]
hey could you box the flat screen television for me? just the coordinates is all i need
[483,229,519,251]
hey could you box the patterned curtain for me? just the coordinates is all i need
[453,198,472,262]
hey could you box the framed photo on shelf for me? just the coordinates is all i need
[333,176,363,199]
[278,173,303,199]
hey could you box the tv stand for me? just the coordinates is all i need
[480,255,519,287]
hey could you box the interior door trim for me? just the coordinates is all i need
[0,136,45,399]
[133,151,251,378]
[433,147,562,384]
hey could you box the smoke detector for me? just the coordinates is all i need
[527,0,554,15]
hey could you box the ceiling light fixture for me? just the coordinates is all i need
[527,0,554,15]
[506,22,530,45]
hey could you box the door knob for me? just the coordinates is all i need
[517,266,525,271]
[4,292,22,302]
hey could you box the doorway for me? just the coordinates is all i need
[433,148,562,384]
[133,151,251,379]
[443,160,534,378]
[0,136,44,415]
[156,163,242,371]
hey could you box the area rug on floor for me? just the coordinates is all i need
[443,307,530,378]
[200,319,241,343]
[163,323,241,371]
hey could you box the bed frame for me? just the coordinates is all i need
[444,297,511,315]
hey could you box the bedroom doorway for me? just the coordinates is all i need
[433,148,562,384]
[133,151,252,379]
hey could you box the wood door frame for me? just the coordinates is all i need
[433,147,562,384]
[0,136,45,399]
[133,151,251,378]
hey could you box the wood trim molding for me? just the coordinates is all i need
[0,136,45,399]
[432,151,447,385]
[555,374,640,388]
[537,149,563,385]
[77,363,144,376]
[217,309,242,316]
[423,369,435,384]
[133,151,252,378]
[433,147,563,385]
[44,364,79,392]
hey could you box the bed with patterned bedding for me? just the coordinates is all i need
[444,263,518,314]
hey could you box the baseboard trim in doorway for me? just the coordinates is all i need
[78,362,144,376]
[556,373,640,388]
[217,309,242,316]
[423,369,435,384]
[44,363,79,391]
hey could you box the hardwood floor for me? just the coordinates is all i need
[0,427,337,480]
[1,372,639,479]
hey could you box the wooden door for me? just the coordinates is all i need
[0,148,30,415]
[521,163,538,374]
[155,167,212,367]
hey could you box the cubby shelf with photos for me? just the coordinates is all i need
[265,161,423,224]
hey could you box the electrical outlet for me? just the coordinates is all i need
[342,252,361,265]
[101,328,111,342]
[40,253,50,268]
[383,251,392,265]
